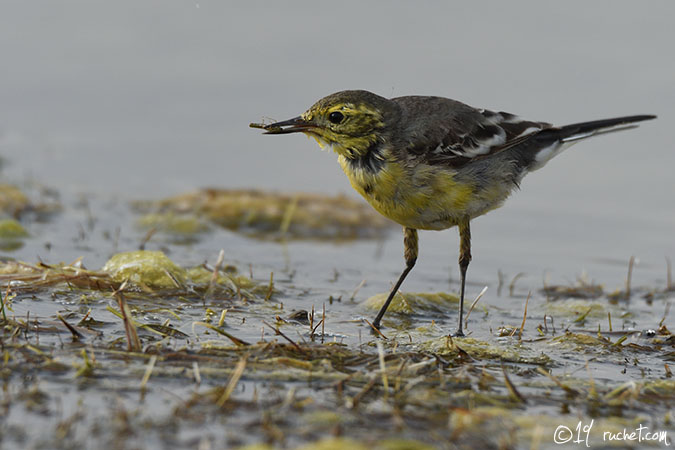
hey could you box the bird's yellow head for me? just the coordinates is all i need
[254,90,396,159]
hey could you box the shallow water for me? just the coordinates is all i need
[2,2,674,287]
[1,2,674,449]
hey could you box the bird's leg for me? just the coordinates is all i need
[454,220,471,337]
[372,227,418,329]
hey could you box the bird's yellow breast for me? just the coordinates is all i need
[337,155,475,230]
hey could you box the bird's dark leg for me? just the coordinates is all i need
[454,220,471,337]
[372,227,418,329]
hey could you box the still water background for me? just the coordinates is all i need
[1,1,674,294]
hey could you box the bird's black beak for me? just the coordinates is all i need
[250,116,316,135]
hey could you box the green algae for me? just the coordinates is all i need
[236,445,273,450]
[363,291,459,315]
[417,336,552,365]
[299,410,345,428]
[0,240,24,251]
[542,279,604,300]
[134,188,393,241]
[0,218,29,250]
[642,379,675,396]
[549,331,610,349]
[0,255,269,303]
[102,250,187,289]
[0,219,29,239]
[0,184,61,219]
[0,184,30,216]
[186,266,273,298]
[376,440,436,450]
[296,438,369,450]
[137,213,210,236]
[543,298,609,320]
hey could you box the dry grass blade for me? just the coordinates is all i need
[352,376,378,409]
[573,307,593,324]
[536,367,580,396]
[139,227,157,250]
[309,305,315,340]
[350,279,366,301]
[209,249,225,288]
[162,268,183,289]
[376,341,389,402]
[626,255,635,298]
[311,317,324,338]
[218,309,227,327]
[497,270,505,296]
[603,381,639,402]
[114,288,141,352]
[502,365,526,404]
[363,319,388,340]
[518,292,530,340]
[1,284,12,322]
[74,348,96,378]
[265,272,274,301]
[585,360,598,398]
[140,355,158,389]
[57,314,84,340]
[612,334,629,347]
[193,361,202,385]
[263,320,307,355]
[464,286,488,329]
[0,262,115,292]
[509,272,525,297]
[192,322,250,346]
[216,357,247,407]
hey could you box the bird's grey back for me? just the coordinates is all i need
[390,96,484,145]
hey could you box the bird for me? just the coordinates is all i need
[251,90,655,336]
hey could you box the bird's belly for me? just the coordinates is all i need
[338,157,480,230]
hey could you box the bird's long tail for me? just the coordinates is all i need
[528,114,656,171]
[556,114,657,143]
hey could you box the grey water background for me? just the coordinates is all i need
[1,1,674,296]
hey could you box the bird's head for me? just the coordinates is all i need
[253,90,397,159]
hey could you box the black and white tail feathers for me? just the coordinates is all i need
[556,115,657,143]
[528,114,656,171]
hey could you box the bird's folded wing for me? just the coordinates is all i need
[413,109,551,168]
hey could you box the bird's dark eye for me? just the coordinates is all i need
[328,111,345,124]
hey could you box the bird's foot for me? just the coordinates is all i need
[452,329,465,338]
